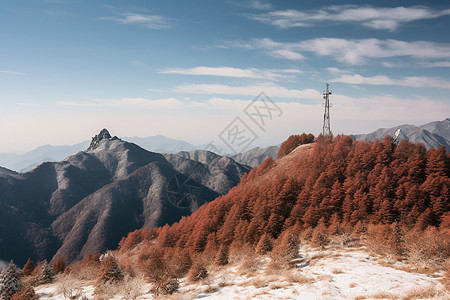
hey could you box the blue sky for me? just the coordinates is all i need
[1,0,449,153]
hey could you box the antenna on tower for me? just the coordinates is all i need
[322,83,332,138]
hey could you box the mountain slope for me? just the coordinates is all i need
[0,129,250,264]
[353,118,450,151]
[119,134,449,265]
[231,145,279,167]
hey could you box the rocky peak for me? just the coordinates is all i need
[87,128,119,151]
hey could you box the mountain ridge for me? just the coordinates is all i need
[353,118,450,151]
[0,129,250,264]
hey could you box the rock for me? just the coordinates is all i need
[87,129,119,151]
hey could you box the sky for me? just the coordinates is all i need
[1,0,449,153]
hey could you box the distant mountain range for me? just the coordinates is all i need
[353,118,450,151]
[0,135,201,173]
[0,118,448,173]
[0,129,250,265]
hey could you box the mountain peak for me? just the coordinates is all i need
[87,128,119,151]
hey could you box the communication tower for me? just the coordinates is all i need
[322,83,332,138]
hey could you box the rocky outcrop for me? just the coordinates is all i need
[87,128,119,151]
[0,129,250,265]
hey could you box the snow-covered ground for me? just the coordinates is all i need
[35,246,448,300]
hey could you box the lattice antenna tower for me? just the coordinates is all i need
[322,83,332,138]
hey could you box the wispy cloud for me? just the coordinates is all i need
[331,73,450,89]
[159,66,302,80]
[421,61,450,67]
[228,37,450,65]
[250,5,450,31]
[173,83,320,99]
[57,97,183,109]
[0,70,25,75]
[248,0,273,10]
[99,13,171,29]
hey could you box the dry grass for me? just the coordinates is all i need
[238,254,261,275]
[349,283,358,288]
[94,275,146,300]
[56,274,88,300]
[316,274,333,281]
[353,296,366,300]
[306,251,329,267]
[244,290,270,299]
[202,284,218,294]
[371,291,399,299]
[154,294,195,300]
[331,268,343,274]
[377,260,438,275]
[268,281,289,290]
[283,271,314,285]
[401,285,440,300]
[247,277,267,288]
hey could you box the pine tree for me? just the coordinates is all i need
[21,259,34,277]
[255,233,273,255]
[0,261,22,300]
[96,256,124,284]
[214,245,229,266]
[40,261,54,284]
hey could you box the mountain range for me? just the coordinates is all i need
[1,119,448,173]
[0,129,250,265]
[0,135,200,173]
[353,118,450,151]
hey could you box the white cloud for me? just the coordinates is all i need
[99,13,171,29]
[233,37,450,65]
[248,0,273,10]
[0,70,25,75]
[250,5,450,31]
[173,83,320,99]
[159,66,302,80]
[327,67,351,74]
[57,97,184,109]
[331,73,450,89]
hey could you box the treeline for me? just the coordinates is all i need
[123,135,447,248]
[117,134,449,279]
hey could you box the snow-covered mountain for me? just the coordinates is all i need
[353,118,450,151]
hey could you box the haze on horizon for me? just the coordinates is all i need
[1,0,449,153]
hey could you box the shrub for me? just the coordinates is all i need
[52,257,67,274]
[31,260,54,285]
[365,223,403,259]
[137,246,177,295]
[443,263,450,291]
[270,230,299,269]
[168,248,192,277]
[96,256,124,285]
[57,274,87,300]
[188,260,208,282]
[160,278,179,295]
[404,226,450,269]
[10,284,38,300]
